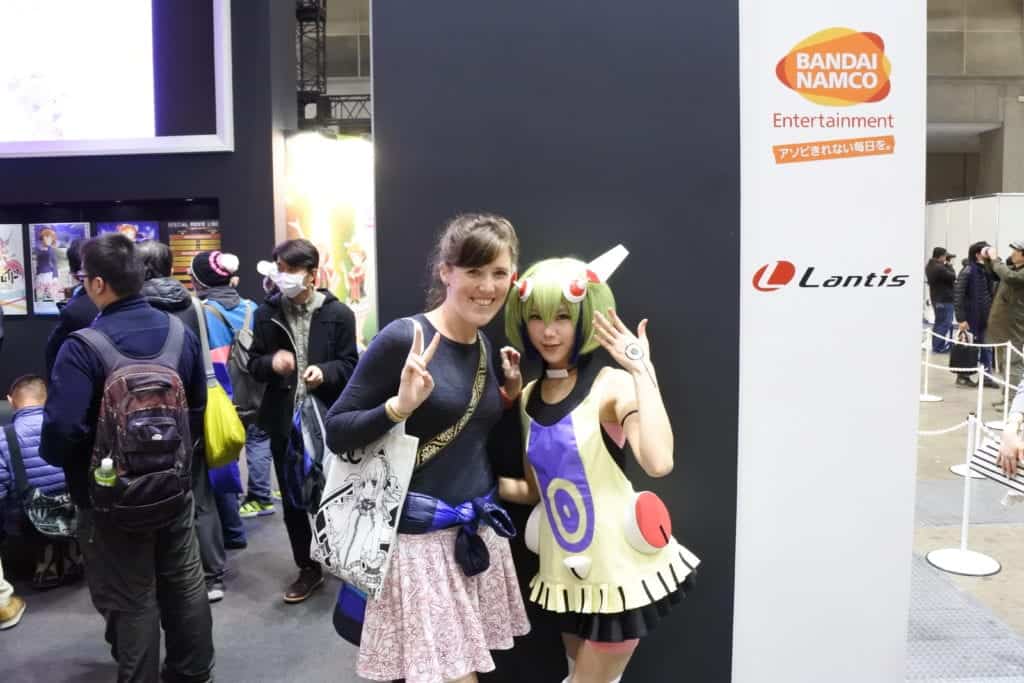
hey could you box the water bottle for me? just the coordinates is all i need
[93,457,117,509]
[94,458,116,487]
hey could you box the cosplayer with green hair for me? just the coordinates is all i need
[500,245,700,683]
[504,257,616,359]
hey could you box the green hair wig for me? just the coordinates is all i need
[504,257,616,358]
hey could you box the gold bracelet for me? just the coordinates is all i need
[385,398,409,423]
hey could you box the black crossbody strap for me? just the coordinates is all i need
[414,333,488,469]
[4,425,29,496]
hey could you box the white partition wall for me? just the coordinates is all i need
[925,202,947,262]
[948,199,971,264]
[926,194,1024,264]
[970,196,999,250]
[997,194,1024,249]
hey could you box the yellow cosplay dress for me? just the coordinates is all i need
[521,359,699,641]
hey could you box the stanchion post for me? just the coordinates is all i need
[976,362,985,450]
[1004,343,1011,425]
[960,415,975,552]
[920,329,943,403]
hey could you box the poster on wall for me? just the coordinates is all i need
[285,133,377,348]
[95,221,159,242]
[29,222,90,315]
[0,224,28,316]
[167,220,221,290]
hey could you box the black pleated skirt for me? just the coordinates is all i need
[558,569,696,642]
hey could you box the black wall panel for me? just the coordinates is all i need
[372,1,740,680]
[0,1,294,392]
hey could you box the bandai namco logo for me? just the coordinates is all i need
[753,260,908,292]
[776,28,892,106]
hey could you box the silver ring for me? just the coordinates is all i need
[624,343,644,361]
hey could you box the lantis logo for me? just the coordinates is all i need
[753,260,909,292]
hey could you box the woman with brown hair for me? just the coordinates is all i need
[325,213,530,683]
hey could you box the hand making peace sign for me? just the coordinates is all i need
[394,320,442,416]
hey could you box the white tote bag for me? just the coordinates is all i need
[310,422,419,599]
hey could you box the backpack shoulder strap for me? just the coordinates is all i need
[71,327,129,376]
[154,314,188,370]
[241,300,254,331]
[204,301,235,335]
[189,298,215,381]
[4,425,28,496]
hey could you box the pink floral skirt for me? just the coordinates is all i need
[356,525,531,683]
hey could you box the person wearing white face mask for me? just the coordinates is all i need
[247,239,359,603]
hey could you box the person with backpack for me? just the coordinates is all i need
[248,239,359,603]
[189,250,259,550]
[0,375,80,589]
[40,233,214,683]
[137,240,233,604]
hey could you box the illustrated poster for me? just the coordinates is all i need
[29,222,89,315]
[285,134,378,348]
[95,221,159,242]
[0,224,27,315]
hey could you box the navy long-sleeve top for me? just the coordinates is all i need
[40,295,207,507]
[324,315,503,506]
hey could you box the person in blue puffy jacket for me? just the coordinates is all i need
[0,375,79,589]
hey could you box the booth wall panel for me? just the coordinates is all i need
[372,1,740,680]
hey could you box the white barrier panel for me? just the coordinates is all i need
[736,7,924,682]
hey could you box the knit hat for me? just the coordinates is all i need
[190,250,240,288]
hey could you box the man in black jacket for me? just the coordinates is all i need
[248,239,358,603]
[926,246,956,353]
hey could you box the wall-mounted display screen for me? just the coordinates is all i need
[0,0,232,158]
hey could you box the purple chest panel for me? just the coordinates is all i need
[527,414,595,554]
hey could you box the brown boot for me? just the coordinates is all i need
[283,566,324,604]
[0,596,26,630]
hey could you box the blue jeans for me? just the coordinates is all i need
[975,329,995,372]
[932,303,953,352]
[215,491,246,546]
[244,424,272,504]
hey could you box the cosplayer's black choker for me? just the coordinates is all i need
[545,367,576,379]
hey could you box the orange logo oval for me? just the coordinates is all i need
[776,28,892,106]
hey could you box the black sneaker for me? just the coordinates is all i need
[283,566,324,604]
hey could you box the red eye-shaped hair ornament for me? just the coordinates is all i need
[516,277,534,302]
[563,276,588,304]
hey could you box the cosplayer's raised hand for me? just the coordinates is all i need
[593,308,653,379]
[394,320,441,416]
[500,346,523,400]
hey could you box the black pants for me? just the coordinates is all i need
[192,454,226,585]
[270,435,317,570]
[79,499,214,683]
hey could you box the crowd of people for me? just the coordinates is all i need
[926,239,1024,483]
[0,214,697,683]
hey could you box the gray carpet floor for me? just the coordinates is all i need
[6,488,1024,681]
[3,507,367,683]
